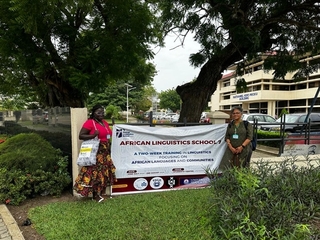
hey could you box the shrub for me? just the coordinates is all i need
[0,133,72,205]
[0,133,60,172]
[257,130,284,148]
[0,121,71,158]
[0,156,71,205]
[208,157,320,239]
[0,121,72,172]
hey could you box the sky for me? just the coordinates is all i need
[151,34,201,93]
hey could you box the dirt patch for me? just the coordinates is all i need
[6,191,77,240]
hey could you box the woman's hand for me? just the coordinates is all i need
[235,146,244,154]
[228,144,237,154]
[94,130,99,137]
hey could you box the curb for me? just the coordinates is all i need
[255,147,279,156]
[0,205,25,240]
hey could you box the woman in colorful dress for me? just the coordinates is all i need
[73,104,117,202]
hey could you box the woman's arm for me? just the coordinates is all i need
[79,127,99,140]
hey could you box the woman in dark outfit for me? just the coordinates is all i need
[220,106,253,169]
[73,104,117,202]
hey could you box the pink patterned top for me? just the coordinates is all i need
[82,119,112,142]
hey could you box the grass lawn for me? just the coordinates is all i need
[29,188,212,240]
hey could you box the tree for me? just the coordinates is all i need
[159,89,181,112]
[87,82,154,114]
[158,0,320,122]
[0,0,162,107]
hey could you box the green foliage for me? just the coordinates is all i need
[235,78,248,93]
[159,88,181,112]
[0,124,72,205]
[0,133,61,172]
[105,104,122,120]
[1,121,72,161]
[0,156,71,205]
[257,129,284,148]
[159,1,320,123]
[87,83,153,113]
[209,158,320,239]
[280,108,289,118]
[0,0,163,107]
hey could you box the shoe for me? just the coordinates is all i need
[76,193,85,198]
[92,195,104,203]
[98,196,104,203]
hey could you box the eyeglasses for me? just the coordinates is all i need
[95,111,105,115]
[232,112,241,114]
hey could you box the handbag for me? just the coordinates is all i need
[76,120,100,166]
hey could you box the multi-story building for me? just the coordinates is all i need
[210,54,320,117]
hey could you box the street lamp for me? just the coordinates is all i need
[125,83,136,123]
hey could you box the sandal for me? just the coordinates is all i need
[75,193,85,198]
[92,194,104,203]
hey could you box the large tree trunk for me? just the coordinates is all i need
[177,44,248,123]
[45,81,85,108]
[41,69,85,108]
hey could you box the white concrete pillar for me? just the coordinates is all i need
[242,102,249,113]
[268,101,276,118]
[71,108,88,195]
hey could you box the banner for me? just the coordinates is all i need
[111,124,227,194]
[282,132,320,156]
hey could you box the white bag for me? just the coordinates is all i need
[76,137,100,166]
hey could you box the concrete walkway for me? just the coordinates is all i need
[0,205,24,240]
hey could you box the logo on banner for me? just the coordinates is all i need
[180,177,210,186]
[116,127,134,138]
[133,178,148,190]
[167,177,177,188]
[116,128,124,138]
[150,177,164,189]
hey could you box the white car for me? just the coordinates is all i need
[242,113,277,128]
[163,113,179,121]
[171,114,180,123]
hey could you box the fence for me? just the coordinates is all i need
[253,118,320,156]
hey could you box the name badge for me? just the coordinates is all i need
[107,134,111,139]
[232,134,239,139]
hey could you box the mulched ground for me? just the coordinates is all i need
[6,191,77,240]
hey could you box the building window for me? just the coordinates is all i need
[223,80,230,87]
[297,83,307,90]
[261,102,268,108]
[223,95,230,100]
[309,82,316,88]
[308,98,320,105]
[254,65,263,71]
[252,85,261,91]
[289,99,306,106]
[249,103,260,108]
[278,101,288,108]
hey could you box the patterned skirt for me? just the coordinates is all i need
[73,141,117,197]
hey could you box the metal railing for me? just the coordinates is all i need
[253,117,320,156]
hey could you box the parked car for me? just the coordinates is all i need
[152,112,165,120]
[200,112,210,123]
[171,114,180,123]
[260,113,320,133]
[242,113,277,129]
[162,113,179,121]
